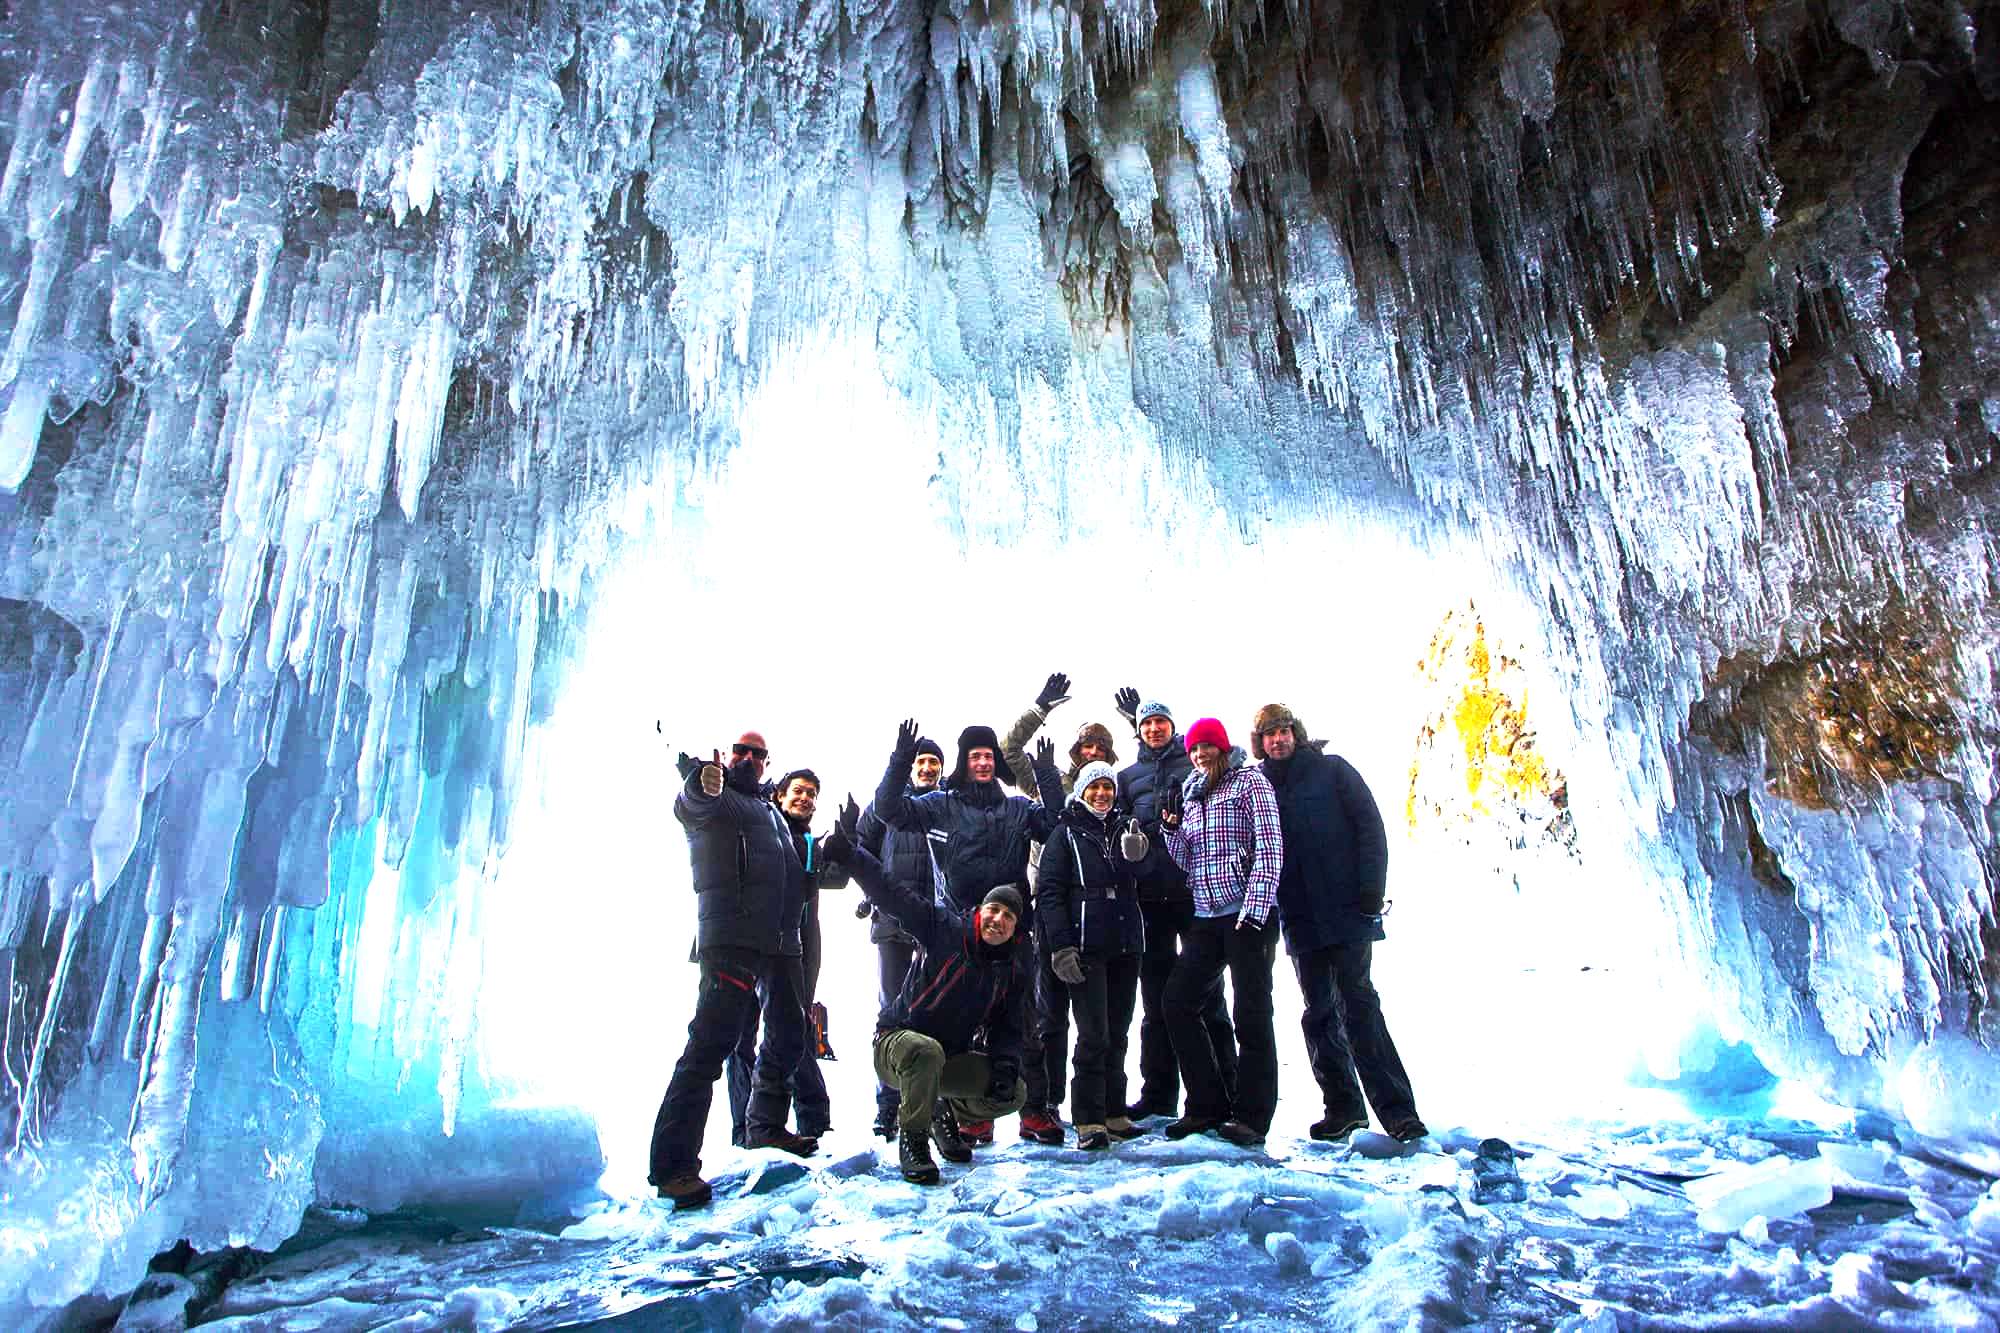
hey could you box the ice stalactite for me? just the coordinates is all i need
[0,0,1997,1307]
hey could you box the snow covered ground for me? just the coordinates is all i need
[103,1109,1999,1331]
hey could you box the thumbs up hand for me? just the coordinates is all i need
[1119,819,1149,862]
[700,748,725,797]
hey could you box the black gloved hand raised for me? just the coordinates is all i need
[676,751,702,781]
[1114,686,1140,728]
[821,823,853,867]
[1034,672,1071,712]
[894,717,920,758]
[1033,736,1056,768]
[838,794,862,837]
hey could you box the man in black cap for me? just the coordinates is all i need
[824,807,1032,1185]
[649,733,817,1210]
[855,736,946,1138]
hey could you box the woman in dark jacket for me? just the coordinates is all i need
[1036,761,1149,1149]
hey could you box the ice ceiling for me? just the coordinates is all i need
[1,0,1997,1308]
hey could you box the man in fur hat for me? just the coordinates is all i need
[1252,703,1427,1143]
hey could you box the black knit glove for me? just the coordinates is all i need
[1160,778,1184,828]
[894,717,920,759]
[1034,672,1071,712]
[675,751,702,781]
[1033,736,1057,768]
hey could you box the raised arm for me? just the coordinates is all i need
[1000,672,1069,791]
[825,822,960,956]
[871,719,925,829]
[1023,737,1066,839]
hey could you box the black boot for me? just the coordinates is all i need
[898,1126,941,1185]
[743,1126,819,1157]
[930,1099,972,1163]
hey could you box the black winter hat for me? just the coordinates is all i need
[946,724,1017,789]
[914,738,944,762]
[981,884,1025,918]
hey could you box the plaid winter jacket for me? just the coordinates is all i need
[1164,750,1283,926]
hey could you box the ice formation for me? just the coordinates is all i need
[0,0,1996,1310]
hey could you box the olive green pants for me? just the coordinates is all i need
[872,1029,1027,1131]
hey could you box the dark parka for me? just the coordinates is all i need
[675,767,807,957]
[1261,741,1389,956]
[846,842,1027,1088]
[1117,735,1194,904]
[1035,801,1145,958]
[858,790,929,945]
[871,746,1064,914]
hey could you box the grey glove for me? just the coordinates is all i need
[1051,946,1086,986]
[1119,819,1149,862]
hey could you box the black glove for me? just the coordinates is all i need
[1033,736,1056,768]
[986,1073,1016,1104]
[894,717,920,758]
[1114,686,1140,728]
[838,794,862,840]
[821,823,853,866]
[676,751,702,781]
[1034,672,1071,712]
[1161,778,1184,826]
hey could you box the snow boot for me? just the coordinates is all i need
[743,1126,819,1157]
[1387,1118,1430,1144]
[1310,1115,1368,1142]
[1020,1107,1066,1146]
[1105,1116,1145,1140]
[898,1126,941,1185]
[1075,1124,1111,1151]
[930,1099,972,1163]
[1216,1120,1265,1147]
[653,1171,713,1211]
[961,1118,995,1146]
[1163,1113,1224,1140]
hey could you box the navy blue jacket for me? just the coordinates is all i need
[871,749,1063,913]
[1035,801,1144,958]
[1118,735,1194,904]
[674,767,806,957]
[858,787,931,945]
[848,843,1026,1086]
[1261,745,1389,956]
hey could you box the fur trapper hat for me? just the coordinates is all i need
[947,724,1017,788]
[1068,721,1119,770]
[1249,703,1308,759]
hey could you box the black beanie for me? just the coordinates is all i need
[981,884,1025,918]
[914,738,944,762]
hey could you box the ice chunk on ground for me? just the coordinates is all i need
[1686,1154,1834,1233]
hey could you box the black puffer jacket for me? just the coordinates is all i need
[871,749,1063,913]
[1118,735,1194,903]
[1261,744,1389,956]
[847,842,1026,1086]
[1035,801,1144,958]
[675,767,806,957]
[858,790,929,945]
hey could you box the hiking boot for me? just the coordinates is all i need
[1163,1113,1224,1140]
[653,1170,713,1210]
[1105,1116,1145,1140]
[1123,1098,1175,1121]
[930,1099,972,1163]
[961,1118,994,1146]
[1216,1120,1265,1147]
[898,1126,941,1185]
[1020,1107,1066,1145]
[1310,1115,1368,1142]
[1386,1118,1430,1143]
[1076,1124,1111,1150]
[743,1126,819,1157]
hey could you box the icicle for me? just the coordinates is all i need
[14,893,89,1152]
[255,904,285,1013]
[122,908,168,1061]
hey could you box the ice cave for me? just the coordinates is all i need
[1,0,1998,1326]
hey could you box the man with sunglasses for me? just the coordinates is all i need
[649,732,817,1210]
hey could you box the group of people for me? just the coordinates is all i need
[646,676,1426,1208]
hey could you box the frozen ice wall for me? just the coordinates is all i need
[0,0,1996,1307]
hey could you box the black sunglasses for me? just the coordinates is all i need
[731,743,769,761]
